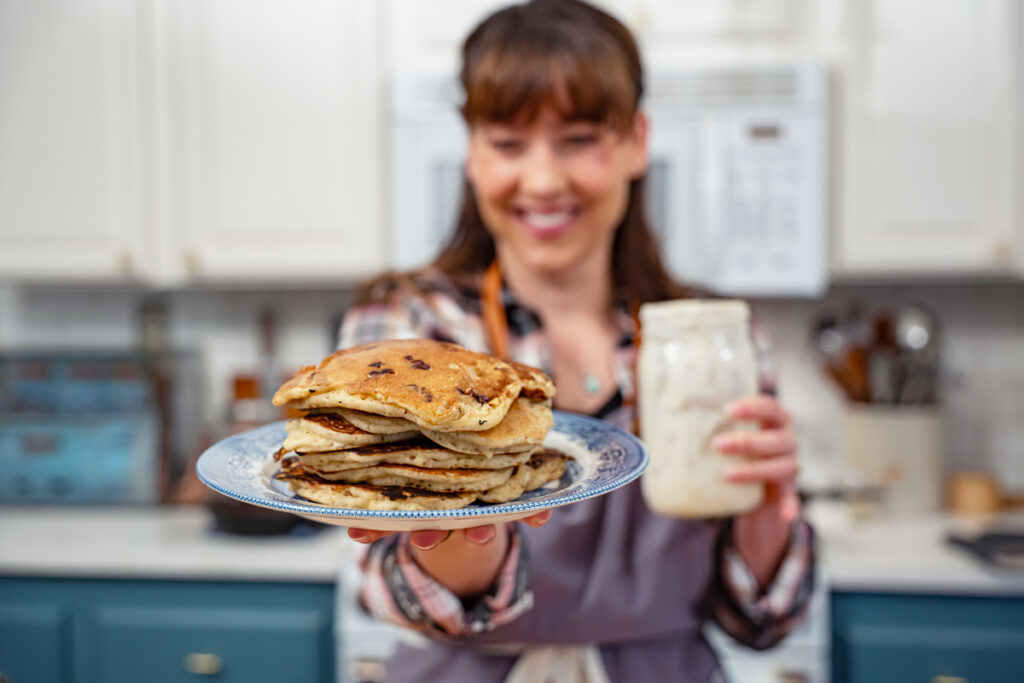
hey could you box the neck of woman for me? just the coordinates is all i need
[496,246,615,323]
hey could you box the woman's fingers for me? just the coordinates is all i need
[409,529,453,550]
[347,528,394,544]
[780,483,802,522]
[723,454,799,485]
[726,395,792,428]
[521,510,552,528]
[713,428,797,458]
[409,524,500,551]
[349,512,553,549]
[465,525,498,545]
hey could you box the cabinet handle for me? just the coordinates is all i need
[184,248,201,275]
[931,677,967,683]
[118,250,135,276]
[184,652,223,675]
[992,239,1013,267]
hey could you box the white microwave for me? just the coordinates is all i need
[391,64,828,297]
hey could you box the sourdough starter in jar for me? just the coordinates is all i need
[638,300,763,518]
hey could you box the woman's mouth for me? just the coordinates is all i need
[514,207,580,238]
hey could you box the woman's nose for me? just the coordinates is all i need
[520,142,568,197]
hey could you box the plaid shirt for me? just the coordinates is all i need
[342,268,815,648]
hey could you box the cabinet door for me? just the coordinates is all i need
[0,0,153,283]
[156,0,385,284]
[73,579,335,683]
[832,592,1024,683]
[835,0,1017,275]
[0,602,68,683]
[83,604,332,683]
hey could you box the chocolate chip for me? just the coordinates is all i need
[404,354,431,370]
[368,361,384,368]
[406,384,434,403]
[368,368,395,377]
[456,387,489,404]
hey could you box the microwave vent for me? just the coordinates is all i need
[648,68,811,108]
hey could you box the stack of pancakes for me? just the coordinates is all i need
[271,339,567,511]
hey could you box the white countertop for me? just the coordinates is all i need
[809,501,1024,596]
[0,505,353,582]
[2,503,1023,595]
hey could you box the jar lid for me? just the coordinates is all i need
[639,299,750,333]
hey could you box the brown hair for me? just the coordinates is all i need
[432,0,687,305]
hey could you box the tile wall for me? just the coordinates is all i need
[2,281,1022,493]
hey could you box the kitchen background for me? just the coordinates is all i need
[1,1,1023,682]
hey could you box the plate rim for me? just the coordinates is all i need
[196,410,648,520]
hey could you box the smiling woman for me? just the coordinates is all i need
[342,1,815,682]
[432,0,685,306]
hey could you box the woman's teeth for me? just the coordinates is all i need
[522,210,574,229]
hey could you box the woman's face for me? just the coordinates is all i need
[465,106,648,276]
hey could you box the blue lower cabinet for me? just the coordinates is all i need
[0,578,335,683]
[0,601,68,683]
[832,592,1024,683]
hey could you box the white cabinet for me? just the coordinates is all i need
[154,0,385,285]
[833,0,1019,276]
[0,0,154,282]
[386,0,813,78]
[0,0,385,285]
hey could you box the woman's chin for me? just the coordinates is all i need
[516,249,590,278]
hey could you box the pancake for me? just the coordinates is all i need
[310,462,515,493]
[508,359,556,401]
[283,476,478,511]
[420,397,552,455]
[335,408,418,435]
[477,450,569,503]
[283,413,417,453]
[272,339,528,432]
[296,445,533,473]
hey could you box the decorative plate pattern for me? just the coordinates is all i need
[197,411,648,531]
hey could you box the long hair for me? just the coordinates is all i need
[432,0,687,304]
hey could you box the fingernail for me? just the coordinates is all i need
[722,465,743,481]
[410,530,448,550]
[349,529,369,542]
[466,526,496,544]
[712,435,735,451]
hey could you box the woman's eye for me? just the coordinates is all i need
[491,139,523,152]
[564,134,599,147]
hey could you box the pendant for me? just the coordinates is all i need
[582,373,601,395]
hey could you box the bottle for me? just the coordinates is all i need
[638,299,763,518]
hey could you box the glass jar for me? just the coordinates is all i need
[637,299,763,518]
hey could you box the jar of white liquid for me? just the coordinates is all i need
[638,300,764,518]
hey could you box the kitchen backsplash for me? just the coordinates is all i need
[2,281,1021,493]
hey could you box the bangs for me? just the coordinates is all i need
[461,20,639,131]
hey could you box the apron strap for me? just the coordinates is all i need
[481,259,644,436]
[482,260,510,361]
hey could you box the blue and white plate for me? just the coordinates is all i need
[197,411,648,531]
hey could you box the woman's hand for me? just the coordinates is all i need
[346,511,553,597]
[713,394,800,521]
[714,394,800,587]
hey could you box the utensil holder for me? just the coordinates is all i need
[839,405,945,512]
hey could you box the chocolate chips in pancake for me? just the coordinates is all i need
[284,413,417,453]
[273,339,536,432]
[272,339,563,511]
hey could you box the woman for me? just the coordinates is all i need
[341,1,814,681]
